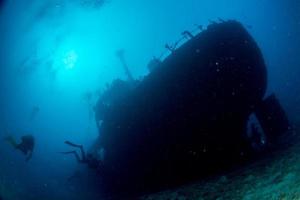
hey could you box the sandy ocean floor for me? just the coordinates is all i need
[140,130,300,200]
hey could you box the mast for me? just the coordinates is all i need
[116,49,134,82]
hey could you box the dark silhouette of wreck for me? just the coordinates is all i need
[94,20,290,197]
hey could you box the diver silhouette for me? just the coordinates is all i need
[61,141,104,170]
[4,135,35,161]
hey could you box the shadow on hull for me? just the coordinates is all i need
[94,20,290,197]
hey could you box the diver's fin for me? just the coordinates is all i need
[64,141,82,148]
[255,94,290,142]
[59,151,78,155]
[4,136,18,148]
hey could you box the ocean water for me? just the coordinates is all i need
[0,0,300,199]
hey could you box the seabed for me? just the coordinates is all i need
[141,124,300,200]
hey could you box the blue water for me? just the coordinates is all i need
[0,0,299,199]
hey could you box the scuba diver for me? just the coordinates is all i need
[60,141,104,171]
[4,135,35,161]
